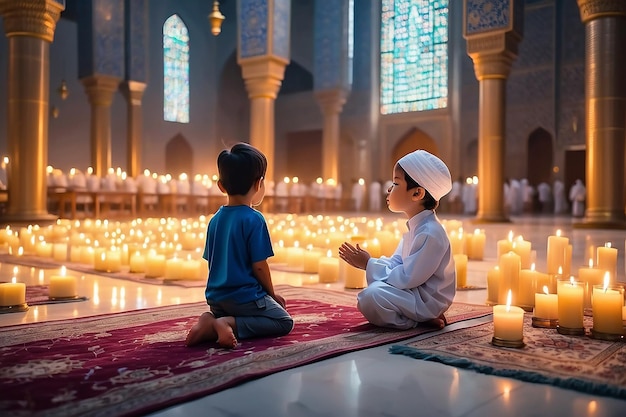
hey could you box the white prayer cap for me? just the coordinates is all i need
[397,150,452,201]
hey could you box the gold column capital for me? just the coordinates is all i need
[466,32,520,80]
[577,0,626,23]
[314,89,349,116]
[120,80,147,106]
[240,56,288,99]
[470,50,517,80]
[81,75,121,106]
[0,0,64,42]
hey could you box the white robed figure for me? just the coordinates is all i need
[569,179,586,217]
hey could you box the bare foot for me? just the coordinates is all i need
[185,312,217,347]
[215,317,238,349]
[423,313,447,329]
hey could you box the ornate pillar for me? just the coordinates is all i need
[0,0,64,224]
[122,0,148,178]
[463,0,523,223]
[238,0,291,184]
[576,0,626,229]
[313,0,352,184]
[120,81,146,178]
[77,0,124,178]
[81,75,120,177]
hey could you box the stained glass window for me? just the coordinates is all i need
[163,15,189,123]
[380,0,448,114]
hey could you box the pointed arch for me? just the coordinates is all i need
[526,127,553,186]
[165,133,193,177]
[163,14,190,123]
[391,127,439,168]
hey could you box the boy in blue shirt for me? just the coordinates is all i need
[185,143,293,348]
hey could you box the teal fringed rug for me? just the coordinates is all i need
[390,314,626,400]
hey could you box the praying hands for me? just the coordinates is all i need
[338,242,371,270]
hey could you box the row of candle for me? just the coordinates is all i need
[0,266,80,307]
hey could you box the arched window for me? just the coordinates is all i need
[163,15,190,123]
[380,0,448,114]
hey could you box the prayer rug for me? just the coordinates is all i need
[390,314,626,400]
[0,286,491,417]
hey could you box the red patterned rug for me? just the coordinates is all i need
[0,286,491,417]
[390,314,626,399]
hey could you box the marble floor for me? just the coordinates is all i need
[1,214,625,417]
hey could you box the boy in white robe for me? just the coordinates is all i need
[339,150,455,330]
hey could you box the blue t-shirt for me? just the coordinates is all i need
[203,205,274,303]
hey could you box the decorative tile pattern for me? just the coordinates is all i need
[466,0,510,35]
[125,0,147,82]
[314,0,347,91]
[239,0,269,58]
[271,0,290,59]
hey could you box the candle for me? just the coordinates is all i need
[318,250,339,283]
[181,257,203,280]
[578,259,604,308]
[496,230,514,260]
[303,247,322,273]
[596,243,618,284]
[547,230,568,275]
[498,251,521,306]
[454,254,468,288]
[374,230,396,256]
[557,278,584,330]
[105,249,122,273]
[164,256,184,280]
[129,251,146,273]
[512,236,532,269]
[52,243,68,262]
[449,229,465,256]
[342,261,366,289]
[469,229,486,260]
[534,286,558,320]
[518,264,539,309]
[486,266,500,305]
[363,238,381,258]
[592,277,624,336]
[146,252,166,277]
[49,266,78,299]
[286,246,305,269]
[493,290,524,342]
[0,278,26,306]
[271,241,287,264]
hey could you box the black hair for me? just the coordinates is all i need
[399,166,438,210]
[217,142,267,196]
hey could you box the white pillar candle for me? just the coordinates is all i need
[129,251,146,273]
[0,279,26,306]
[105,250,122,273]
[534,286,558,319]
[52,243,68,262]
[93,248,107,271]
[453,254,468,288]
[498,251,521,306]
[557,278,584,329]
[303,248,322,273]
[486,266,500,305]
[512,237,532,270]
[496,230,514,260]
[578,260,604,308]
[164,256,184,280]
[469,229,486,260]
[518,266,539,308]
[181,257,202,280]
[286,246,305,269]
[596,243,618,284]
[49,267,78,299]
[341,260,366,289]
[546,230,568,275]
[318,251,339,283]
[145,253,166,277]
[592,279,624,335]
[493,291,524,342]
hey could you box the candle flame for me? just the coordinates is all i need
[558,266,563,275]
[605,242,612,248]
[505,289,512,312]
[556,229,562,237]
[61,265,66,276]
[603,272,610,291]
[11,276,16,284]
[326,249,332,258]
[588,258,593,268]
[569,276,576,286]
[543,285,549,295]
[531,263,536,272]
[507,230,513,242]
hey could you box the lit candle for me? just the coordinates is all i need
[591,274,624,336]
[498,251,521,306]
[303,246,322,273]
[453,253,468,288]
[363,238,381,258]
[145,252,166,277]
[547,230,568,275]
[534,285,558,320]
[496,230,514,260]
[374,230,396,256]
[512,236,532,269]
[578,259,604,308]
[49,266,78,299]
[286,245,305,270]
[318,250,339,283]
[181,256,203,280]
[0,278,26,306]
[271,240,287,264]
[164,256,184,280]
[557,277,584,331]
[129,251,146,273]
[596,243,618,284]
[105,249,122,273]
[493,290,524,343]
[52,242,68,262]
[449,229,465,256]
[469,228,486,260]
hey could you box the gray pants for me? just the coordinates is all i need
[210,295,294,340]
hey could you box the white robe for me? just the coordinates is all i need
[357,210,456,329]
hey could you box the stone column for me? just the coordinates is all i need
[0,0,64,224]
[315,89,349,182]
[120,81,147,178]
[240,57,287,184]
[576,0,626,229]
[81,75,120,178]
[464,0,523,223]
[238,0,291,185]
